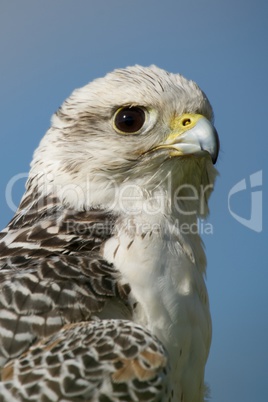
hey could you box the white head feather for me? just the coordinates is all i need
[28,65,218,219]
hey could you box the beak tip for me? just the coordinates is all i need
[197,119,220,165]
[211,128,220,164]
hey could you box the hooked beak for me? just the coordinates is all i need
[152,113,219,164]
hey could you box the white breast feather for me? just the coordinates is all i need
[103,207,211,402]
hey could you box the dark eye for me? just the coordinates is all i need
[113,107,146,134]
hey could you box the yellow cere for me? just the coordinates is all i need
[169,113,204,134]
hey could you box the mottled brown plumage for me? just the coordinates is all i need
[1,320,169,401]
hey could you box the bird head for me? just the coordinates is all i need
[29,65,219,218]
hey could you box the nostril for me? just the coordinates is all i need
[182,118,191,127]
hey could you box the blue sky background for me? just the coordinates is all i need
[0,1,267,401]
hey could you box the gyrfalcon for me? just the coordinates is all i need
[0,65,219,402]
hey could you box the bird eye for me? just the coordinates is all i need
[113,107,146,134]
